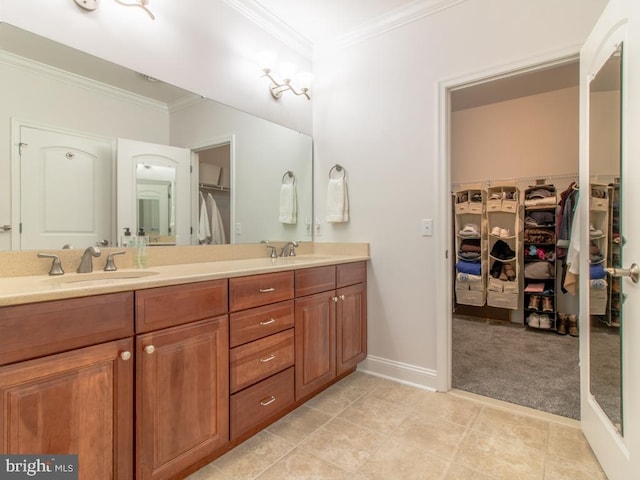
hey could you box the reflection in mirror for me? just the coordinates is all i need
[0,23,313,251]
[589,44,622,434]
[136,163,176,244]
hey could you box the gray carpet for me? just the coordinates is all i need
[452,316,580,419]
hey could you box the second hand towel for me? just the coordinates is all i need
[279,182,297,224]
[326,177,349,223]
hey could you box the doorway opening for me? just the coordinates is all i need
[447,58,583,420]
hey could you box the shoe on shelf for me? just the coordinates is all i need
[528,313,540,328]
[568,314,579,337]
[557,313,567,335]
[542,296,553,312]
[503,263,516,281]
[491,226,502,236]
[539,314,552,329]
[528,295,541,311]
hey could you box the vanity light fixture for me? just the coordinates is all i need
[73,0,155,20]
[258,52,312,101]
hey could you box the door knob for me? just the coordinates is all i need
[606,263,639,284]
[1,225,11,232]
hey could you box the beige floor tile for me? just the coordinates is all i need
[256,448,363,480]
[304,382,364,416]
[547,423,602,471]
[391,411,468,460]
[358,437,449,480]
[337,394,412,433]
[299,417,386,472]
[471,406,550,451]
[211,430,294,480]
[185,463,228,480]
[456,430,544,480]
[544,454,608,480]
[336,371,385,393]
[266,405,333,444]
[366,378,425,407]
[412,390,483,427]
[444,463,498,480]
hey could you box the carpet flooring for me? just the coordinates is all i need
[452,315,580,419]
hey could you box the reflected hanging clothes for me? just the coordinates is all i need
[206,192,226,244]
[198,191,211,244]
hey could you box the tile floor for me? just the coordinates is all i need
[186,372,607,480]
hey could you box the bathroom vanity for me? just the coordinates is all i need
[0,244,368,480]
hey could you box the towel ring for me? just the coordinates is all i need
[282,170,295,184]
[329,164,346,179]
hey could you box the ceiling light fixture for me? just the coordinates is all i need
[73,0,155,20]
[258,52,312,101]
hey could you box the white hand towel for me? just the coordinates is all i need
[326,177,349,223]
[279,183,297,224]
[198,192,211,243]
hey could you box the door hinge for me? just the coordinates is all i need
[445,249,449,259]
[18,142,28,156]
[190,226,193,235]
[19,222,23,234]
[190,165,193,173]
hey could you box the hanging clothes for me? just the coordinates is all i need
[198,191,211,244]
[206,192,226,244]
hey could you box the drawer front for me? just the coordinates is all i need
[337,262,367,288]
[230,329,294,393]
[0,292,134,366]
[135,279,228,333]
[229,271,294,311]
[295,265,336,297]
[230,367,294,440]
[230,300,294,347]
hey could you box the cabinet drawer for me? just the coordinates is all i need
[295,265,336,296]
[230,367,294,440]
[229,272,294,311]
[230,300,294,347]
[0,292,133,366]
[337,262,367,288]
[135,280,228,333]
[230,329,294,393]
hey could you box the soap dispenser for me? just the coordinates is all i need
[135,227,149,269]
[121,227,135,247]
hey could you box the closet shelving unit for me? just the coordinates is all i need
[522,184,558,330]
[454,187,486,307]
[590,183,609,316]
[607,182,621,327]
[486,185,519,310]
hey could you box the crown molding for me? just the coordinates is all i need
[0,49,170,112]
[321,0,469,53]
[223,0,314,59]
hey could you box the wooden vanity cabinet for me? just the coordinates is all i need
[228,271,295,440]
[294,262,367,400]
[0,293,135,480]
[134,280,229,480]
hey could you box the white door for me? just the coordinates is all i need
[579,0,640,478]
[117,138,191,245]
[17,125,114,250]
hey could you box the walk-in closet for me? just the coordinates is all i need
[196,144,231,245]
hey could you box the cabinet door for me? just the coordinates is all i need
[295,291,336,400]
[0,338,134,480]
[337,283,367,375]
[136,316,229,480]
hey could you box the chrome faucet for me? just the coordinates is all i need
[280,241,299,257]
[77,246,101,273]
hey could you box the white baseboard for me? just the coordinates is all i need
[357,355,439,392]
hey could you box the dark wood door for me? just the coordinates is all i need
[336,283,367,375]
[294,291,336,400]
[0,338,134,480]
[136,316,229,480]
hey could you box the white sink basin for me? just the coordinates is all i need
[54,270,159,286]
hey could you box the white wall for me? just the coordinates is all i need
[312,0,607,387]
[0,0,312,135]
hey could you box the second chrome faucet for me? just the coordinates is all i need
[77,246,101,273]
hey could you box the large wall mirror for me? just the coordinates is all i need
[0,22,313,251]
[588,43,622,434]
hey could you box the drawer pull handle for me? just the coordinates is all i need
[260,396,276,406]
[259,287,276,293]
[144,345,156,354]
[260,318,276,326]
[260,354,276,363]
[120,351,132,361]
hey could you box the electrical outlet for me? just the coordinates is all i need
[315,220,322,237]
[235,222,242,235]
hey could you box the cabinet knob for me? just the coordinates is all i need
[333,296,338,303]
[260,395,276,406]
[120,351,132,361]
[144,345,156,354]
[339,294,345,301]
